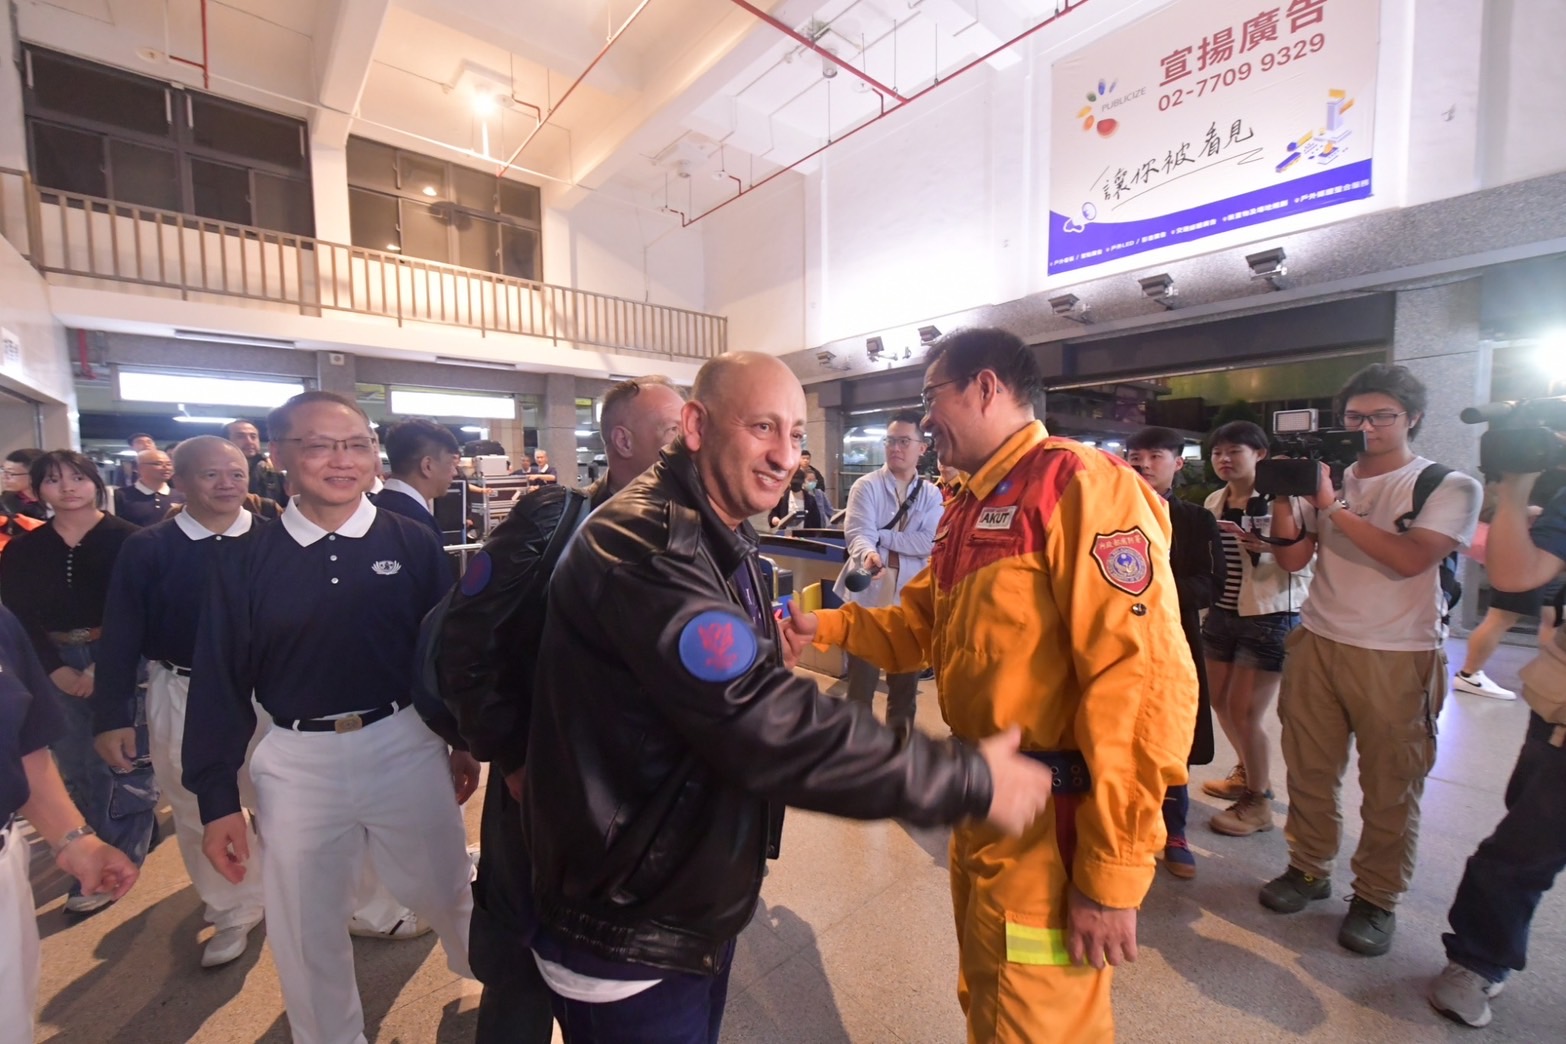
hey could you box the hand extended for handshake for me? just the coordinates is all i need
[777,609,1054,838]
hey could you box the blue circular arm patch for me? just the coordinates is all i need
[459,550,494,597]
[678,610,759,683]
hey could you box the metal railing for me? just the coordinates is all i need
[0,168,725,360]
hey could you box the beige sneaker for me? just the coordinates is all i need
[1211,789,1275,836]
[1201,764,1247,800]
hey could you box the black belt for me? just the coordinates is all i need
[1023,750,1092,794]
[272,698,408,734]
[157,660,192,677]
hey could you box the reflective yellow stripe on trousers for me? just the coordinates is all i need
[1004,922,1072,966]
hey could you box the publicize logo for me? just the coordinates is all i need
[1077,76,1122,137]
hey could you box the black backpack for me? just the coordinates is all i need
[1394,463,1463,625]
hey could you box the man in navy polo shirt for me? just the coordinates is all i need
[185,391,478,1044]
[113,449,183,527]
[372,419,459,540]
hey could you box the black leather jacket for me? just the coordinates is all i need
[524,445,994,974]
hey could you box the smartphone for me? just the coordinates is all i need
[1216,519,1245,534]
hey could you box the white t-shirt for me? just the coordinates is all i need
[1299,456,1482,652]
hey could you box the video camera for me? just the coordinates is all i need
[1253,408,1366,498]
[1461,396,1566,479]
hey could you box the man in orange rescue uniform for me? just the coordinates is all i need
[782,327,1197,1042]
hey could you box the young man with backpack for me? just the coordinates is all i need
[1261,363,1482,956]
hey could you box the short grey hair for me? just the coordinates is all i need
[171,435,245,478]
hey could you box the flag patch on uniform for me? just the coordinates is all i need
[459,550,492,596]
[976,505,1018,530]
[1091,528,1153,596]
[678,610,758,683]
[371,559,402,576]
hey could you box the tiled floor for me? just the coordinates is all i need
[28,637,1564,1042]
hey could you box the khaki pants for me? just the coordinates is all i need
[1277,627,1447,910]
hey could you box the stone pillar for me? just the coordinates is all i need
[540,373,579,486]
[1387,277,1488,632]
[317,350,356,397]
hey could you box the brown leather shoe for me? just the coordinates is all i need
[1210,789,1275,836]
[1201,763,1247,800]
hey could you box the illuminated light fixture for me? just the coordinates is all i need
[386,243,401,252]
[171,329,294,349]
[918,326,942,345]
[172,414,236,424]
[459,425,484,433]
[574,429,596,437]
[387,388,516,419]
[866,336,885,362]
[1050,293,1091,324]
[1246,247,1288,289]
[421,185,438,197]
[1138,273,1178,309]
[1536,330,1566,385]
[118,371,305,408]
[473,92,498,116]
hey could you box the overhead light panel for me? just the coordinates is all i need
[1049,294,1091,324]
[118,371,304,408]
[1247,247,1288,288]
[171,330,295,349]
[171,414,237,424]
[388,388,517,419]
[1138,273,1178,309]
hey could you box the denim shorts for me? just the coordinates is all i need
[1202,607,1299,673]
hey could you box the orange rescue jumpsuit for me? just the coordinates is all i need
[813,421,1197,1042]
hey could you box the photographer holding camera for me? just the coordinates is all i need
[1427,416,1566,1027]
[1260,363,1482,957]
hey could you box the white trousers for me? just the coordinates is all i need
[146,664,266,931]
[0,821,38,1044]
[148,664,416,936]
[249,704,473,1044]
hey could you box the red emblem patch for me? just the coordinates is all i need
[1091,528,1153,596]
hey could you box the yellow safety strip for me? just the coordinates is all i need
[1004,922,1071,966]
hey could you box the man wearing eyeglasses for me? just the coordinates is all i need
[1262,363,1481,957]
[782,328,1197,1043]
[185,391,480,1044]
[831,409,943,731]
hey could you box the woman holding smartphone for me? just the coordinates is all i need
[0,450,152,914]
[1200,422,1313,837]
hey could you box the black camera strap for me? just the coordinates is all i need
[882,477,925,531]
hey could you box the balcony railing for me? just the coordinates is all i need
[0,168,724,360]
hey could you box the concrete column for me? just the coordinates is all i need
[317,349,356,397]
[1387,278,1486,476]
[310,140,352,244]
[540,373,579,486]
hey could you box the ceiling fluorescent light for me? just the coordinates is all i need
[171,330,296,349]
[388,389,517,419]
[119,371,305,408]
[172,415,237,424]
[434,355,519,371]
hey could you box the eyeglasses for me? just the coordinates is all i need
[921,376,969,411]
[1,468,28,479]
[882,437,921,450]
[280,437,379,460]
[1341,410,1407,429]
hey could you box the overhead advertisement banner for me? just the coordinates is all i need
[1048,0,1380,275]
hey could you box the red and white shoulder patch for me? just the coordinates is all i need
[1091,528,1154,596]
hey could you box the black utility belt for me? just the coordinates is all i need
[272,698,409,734]
[1022,749,1092,794]
[157,660,192,677]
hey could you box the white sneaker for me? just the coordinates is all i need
[1429,961,1505,1027]
[200,923,257,968]
[1453,670,1517,700]
[349,912,432,940]
[64,892,114,915]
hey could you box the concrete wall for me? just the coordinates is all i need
[0,236,76,448]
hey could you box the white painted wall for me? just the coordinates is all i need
[0,236,78,448]
[555,191,705,314]
[700,175,807,355]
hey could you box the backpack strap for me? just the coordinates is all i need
[1395,463,1453,533]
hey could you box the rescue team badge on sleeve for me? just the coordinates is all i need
[678,610,759,683]
[1091,528,1153,596]
[458,550,493,596]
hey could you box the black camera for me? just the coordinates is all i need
[1461,397,1566,479]
[1253,409,1366,498]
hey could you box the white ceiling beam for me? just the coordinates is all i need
[310,0,395,147]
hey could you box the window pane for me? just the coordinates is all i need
[453,165,496,212]
[28,48,170,138]
[30,122,106,196]
[346,137,398,193]
[498,179,540,224]
[190,159,251,225]
[398,152,446,201]
[458,217,498,272]
[253,173,314,236]
[500,224,539,281]
[399,199,450,263]
[349,188,399,251]
[108,140,179,210]
[188,96,305,171]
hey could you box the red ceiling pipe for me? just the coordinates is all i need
[168,0,211,90]
[684,0,1097,228]
[495,0,656,178]
[724,0,911,104]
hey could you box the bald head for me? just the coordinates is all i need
[136,447,174,486]
[172,435,246,479]
[601,375,685,488]
[680,352,807,528]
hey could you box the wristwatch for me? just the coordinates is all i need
[51,824,96,856]
[1320,498,1349,521]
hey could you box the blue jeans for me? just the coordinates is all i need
[48,643,158,896]
[1443,712,1566,983]
[550,942,734,1044]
